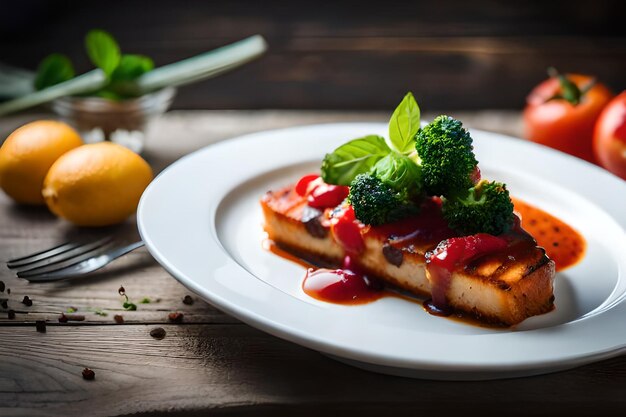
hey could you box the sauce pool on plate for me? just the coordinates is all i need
[302,266,385,305]
[512,198,586,271]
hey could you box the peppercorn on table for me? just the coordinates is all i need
[1,110,625,417]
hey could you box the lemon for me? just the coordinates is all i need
[42,142,153,226]
[0,120,83,204]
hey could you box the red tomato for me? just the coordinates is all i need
[330,205,364,254]
[523,73,613,163]
[307,183,349,209]
[295,174,320,196]
[593,91,626,180]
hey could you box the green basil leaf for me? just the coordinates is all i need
[371,152,423,196]
[111,54,154,81]
[85,29,121,76]
[33,53,75,90]
[388,92,421,154]
[321,135,391,185]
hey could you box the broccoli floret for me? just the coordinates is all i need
[348,173,420,226]
[442,180,515,236]
[415,115,478,196]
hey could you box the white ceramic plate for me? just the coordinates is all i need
[137,123,626,380]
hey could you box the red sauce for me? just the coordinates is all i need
[302,256,384,305]
[330,205,365,254]
[512,198,586,271]
[365,197,454,248]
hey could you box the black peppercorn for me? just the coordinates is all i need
[82,368,95,380]
[150,327,166,339]
[36,320,46,333]
[22,296,33,307]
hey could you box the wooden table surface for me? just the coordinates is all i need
[1,110,625,417]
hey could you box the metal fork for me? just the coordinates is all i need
[7,237,145,282]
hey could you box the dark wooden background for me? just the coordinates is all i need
[0,0,625,111]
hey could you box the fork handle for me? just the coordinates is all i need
[107,241,145,260]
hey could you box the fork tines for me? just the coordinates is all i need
[7,237,114,276]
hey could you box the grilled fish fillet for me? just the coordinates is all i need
[261,185,556,326]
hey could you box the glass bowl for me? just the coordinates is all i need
[50,87,176,154]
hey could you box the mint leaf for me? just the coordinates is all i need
[85,29,121,76]
[105,54,154,98]
[321,135,391,185]
[34,53,75,90]
[111,54,154,81]
[371,153,423,196]
[388,92,421,154]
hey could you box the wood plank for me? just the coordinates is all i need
[1,1,624,110]
[1,324,626,416]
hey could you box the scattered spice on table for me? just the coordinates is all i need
[182,295,194,305]
[22,296,33,306]
[113,314,124,324]
[35,320,46,333]
[150,327,166,339]
[8,309,15,319]
[1,299,7,309]
[59,313,85,322]
[82,368,95,380]
[168,312,184,323]
[90,308,108,317]
[140,297,151,304]
[0,280,4,292]
[67,307,77,313]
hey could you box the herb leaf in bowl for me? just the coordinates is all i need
[85,29,121,76]
[104,54,155,98]
[112,54,154,81]
[34,29,153,100]
[34,54,75,90]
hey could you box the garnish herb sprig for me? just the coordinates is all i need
[321,92,422,188]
